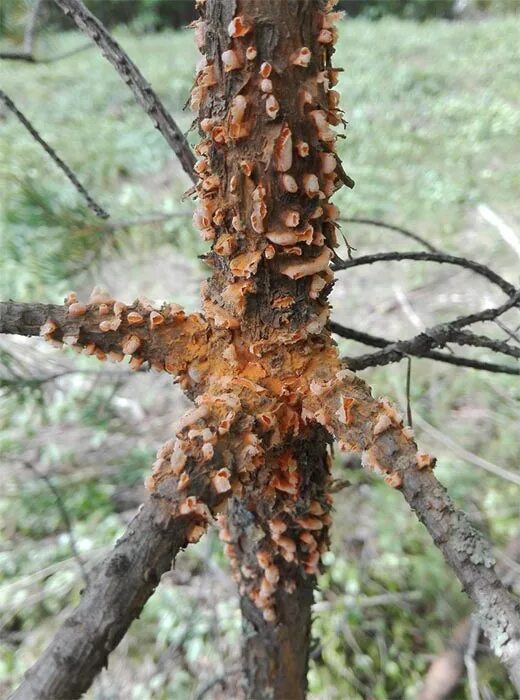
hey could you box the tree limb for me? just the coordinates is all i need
[0,89,109,219]
[332,251,518,300]
[0,299,208,375]
[303,373,520,693]
[53,0,196,184]
[10,397,255,699]
[9,496,191,700]
[332,292,520,372]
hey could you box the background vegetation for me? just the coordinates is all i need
[1,3,519,699]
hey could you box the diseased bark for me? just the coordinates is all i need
[225,437,331,699]
[0,299,209,373]
[302,370,520,692]
[5,0,520,697]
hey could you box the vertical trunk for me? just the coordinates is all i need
[191,1,345,697]
[227,438,330,700]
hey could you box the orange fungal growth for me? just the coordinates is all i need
[228,16,252,38]
[291,47,312,67]
[221,49,242,72]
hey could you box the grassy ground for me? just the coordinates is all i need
[1,16,519,700]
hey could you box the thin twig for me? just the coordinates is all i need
[0,42,94,63]
[336,291,520,372]
[23,460,88,585]
[0,89,109,219]
[53,0,196,183]
[465,617,481,700]
[338,217,440,253]
[405,357,413,428]
[333,251,518,300]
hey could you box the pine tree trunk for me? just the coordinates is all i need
[191,1,341,696]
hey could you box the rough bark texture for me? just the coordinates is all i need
[189,1,345,695]
[6,0,520,698]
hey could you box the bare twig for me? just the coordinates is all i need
[405,357,413,428]
[0,42,93,63]
[465,617,481,700]
[53,0,196,183]
[339,217,440,253]
[23,460,88,585]
[333,251,518,300]
[0,89,109,219]
[336,291,520,372]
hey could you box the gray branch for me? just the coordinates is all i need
[53,0,196,184]
[0,89,109,219]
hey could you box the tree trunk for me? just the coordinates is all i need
[192,1,341,695]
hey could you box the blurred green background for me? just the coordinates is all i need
[1,1,519,698]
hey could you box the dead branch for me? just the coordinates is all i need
[0,43,93,63]
[338,217,440,253]
[330,321,520,374]
[333,251,518,300]
[335,291,520,371]
[0,89,109,219]
[53,0,196,183]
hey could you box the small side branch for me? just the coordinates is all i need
[338,217,440,253]
[333,251,518,299]
[303,374,520,692]
[53,0,196,183]
[333,292,520,373]
[0,89,108,219]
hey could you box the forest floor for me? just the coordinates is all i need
[1,16,519,700]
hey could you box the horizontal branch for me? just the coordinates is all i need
[53,0,196,183]
[0,42,93,64]
[0,51,36,62]
[0,299,208,375]
[332,251,518,300]
[333,292,520,372]
[0,89,109,219]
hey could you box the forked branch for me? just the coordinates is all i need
[332,291,520,372]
